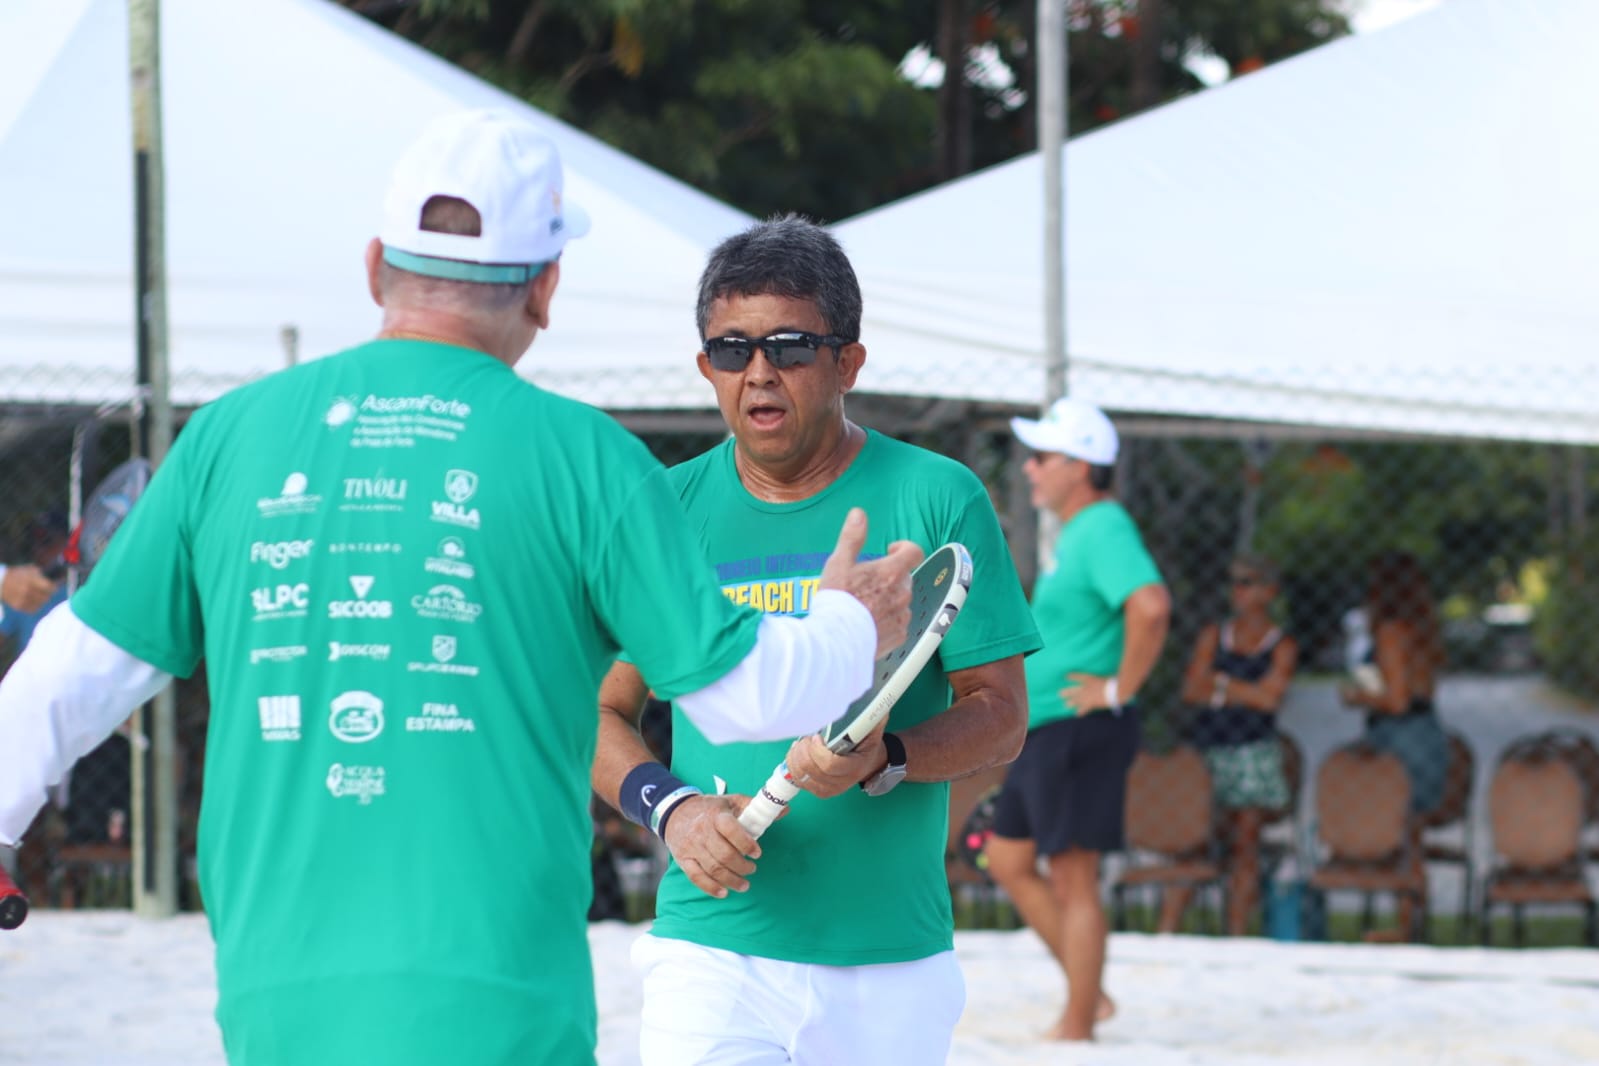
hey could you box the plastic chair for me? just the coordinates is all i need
[1480,751,1596,947]
[1309,743,1424,941]
[1112,745,1223,932]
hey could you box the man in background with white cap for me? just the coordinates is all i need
[0,111,920,1064]
[983,396,1170,1043]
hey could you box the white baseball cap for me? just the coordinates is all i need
[380,109,591,284]
[1010,397,1119,465]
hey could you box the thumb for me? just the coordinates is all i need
[819,507,868,586]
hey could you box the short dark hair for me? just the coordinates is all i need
[380,195,529,311]
[1088,463,1115,491]
[695,214,862,343]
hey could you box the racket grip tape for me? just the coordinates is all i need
[737,766,801,840]
[0,864,29,931]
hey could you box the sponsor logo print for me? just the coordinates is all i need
[328,394,473,449]
[340,476,408,513]
[406,634,480,677]
[250,644,308,666]
[328,642,391,662]
[252,583,310,621]
[328,542,402,556]
[411,584,483,623]
[405,702,477,734]
[257,472,321,518]
[425,536,475,579]
[326,763,385,804]
[250,539,314,569]
[329,691,384,743]
[328,575,394,619]
[258,695,302,741]
[431,469,481,530]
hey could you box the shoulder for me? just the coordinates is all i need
[863,432,983,490]
[667,439,734,499]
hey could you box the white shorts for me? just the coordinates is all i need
[631,933,965,1066]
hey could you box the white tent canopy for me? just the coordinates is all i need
[0,0,752,411]
[834,0,1599,443]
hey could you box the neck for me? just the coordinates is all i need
[1055,485,1111,524]
[736,420,865,504]
[377,308,524,368]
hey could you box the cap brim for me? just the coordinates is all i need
[1010,417,1054,453]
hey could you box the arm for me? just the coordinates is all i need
[1,565,58,615]
[1178,624,1222,705]
[785,655,1029,797]
[1064,582,1172,713]
[1214,636,1300,714]
[0,603,173,846]
[1343,621,1412,715]
[592,661,761,899]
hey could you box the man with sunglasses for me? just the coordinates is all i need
[0,115,922,1065]
[593,215,1040,1064]
[983,396,1170,1043]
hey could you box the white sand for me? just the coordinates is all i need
[3,912,1596,1065]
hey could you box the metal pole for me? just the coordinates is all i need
[1034,0,1069,568]
[129,0,178,918]
[1038,0,1067,409]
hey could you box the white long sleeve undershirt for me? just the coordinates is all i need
[0,593,875,846]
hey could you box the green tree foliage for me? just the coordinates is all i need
[339,0,1349,220]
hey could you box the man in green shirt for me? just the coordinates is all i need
[592,216,1041,1064]
[985,396,1170,1043]
[0,112,921,1065]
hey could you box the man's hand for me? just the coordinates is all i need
[661,793,763,899]
[817,508,924,658]
[1,565,57,614]
[1061,673,1112,715]
[784,723,888,799]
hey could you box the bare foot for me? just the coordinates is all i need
[1043,1018,1094,1042]
[1098,992,1117,1023]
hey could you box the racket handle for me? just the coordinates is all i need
[738,764,802,840]
[0,863,29,931]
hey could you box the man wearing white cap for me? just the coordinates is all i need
[983,396,1170,1043]
[0,111,921,1064]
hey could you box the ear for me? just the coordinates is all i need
[836,341,866,392]
[365,239,386,306]
[525,259,562,330]
[696,349,714,384]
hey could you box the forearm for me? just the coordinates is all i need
[591,709,659,810]
[898,690,1027,784]
[676,590,875,744]
[0,603,172,846]
[1116,620,1168,702]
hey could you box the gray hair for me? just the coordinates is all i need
[695,214,862,342]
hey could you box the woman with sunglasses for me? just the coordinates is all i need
[1163,554,1299,936]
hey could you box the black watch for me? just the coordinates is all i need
[860,732,908,797]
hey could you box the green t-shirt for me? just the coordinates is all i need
[1024,500,1163,729]
[70,339,761,1066]
[646,431,1040,966]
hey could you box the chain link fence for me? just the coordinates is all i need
[4,358,1597,949]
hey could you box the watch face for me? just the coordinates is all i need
[864,765,908,797]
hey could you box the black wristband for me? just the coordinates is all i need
[619,762,691,831]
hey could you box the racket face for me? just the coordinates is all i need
[818,543,973,749]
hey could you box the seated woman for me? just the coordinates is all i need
[1339,550,1449,941]
[1160,554,1298,936]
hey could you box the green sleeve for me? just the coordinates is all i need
[587,463,760,700]
[937,486,1042,673]
[70,412,209,678]
[1088,507,1163,610]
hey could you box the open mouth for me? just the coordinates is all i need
[746,404,786,430]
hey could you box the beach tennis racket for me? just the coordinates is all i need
[736,542,973,839]
[0,864,28,930]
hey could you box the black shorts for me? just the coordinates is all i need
[990,708,1142,856]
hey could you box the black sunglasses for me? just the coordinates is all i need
[1230,575,1267,588]
[703,331,850,372]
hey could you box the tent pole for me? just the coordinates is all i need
[1039,0,1067,409]
[129,0,178,920]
